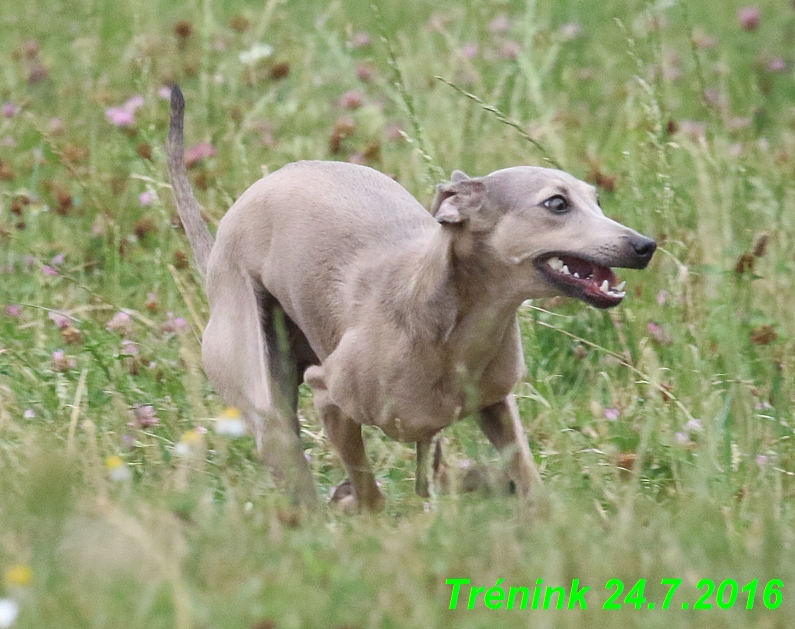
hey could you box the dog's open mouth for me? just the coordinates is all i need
[537,254,626,309]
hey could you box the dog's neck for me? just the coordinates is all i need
[391,226,522,351]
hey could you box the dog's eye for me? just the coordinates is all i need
[543,195,569,214]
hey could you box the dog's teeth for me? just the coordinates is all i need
[600,280,610,293]
[615,291,626,298]
[573,272,580,278]
[616,280,626,291]
[562,265,571,275]
[547,257,564,271]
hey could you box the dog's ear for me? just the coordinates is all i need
[450,170,470,183]
[431,173,485,225]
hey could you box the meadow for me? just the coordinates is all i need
[1,0,795,627]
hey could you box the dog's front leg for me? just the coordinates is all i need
[322,405,386,513]
[476,394,543,499]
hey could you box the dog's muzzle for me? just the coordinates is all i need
[535,233,657,309]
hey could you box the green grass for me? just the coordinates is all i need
[1,0,795,627]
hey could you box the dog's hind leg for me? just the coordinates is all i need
[415,435,445,498]
[260,293,318,438]
[476,394,543,500]
[415,439,433,498]
[203,261,318,509]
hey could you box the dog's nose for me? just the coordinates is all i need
[631,235,657,264]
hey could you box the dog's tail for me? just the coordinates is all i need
[167,85,214,279]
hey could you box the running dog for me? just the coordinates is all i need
[166,85,655,512]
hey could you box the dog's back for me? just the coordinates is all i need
[209,160,438,357]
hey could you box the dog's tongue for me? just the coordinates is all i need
[592,264,617,286]
[560,255,617,288]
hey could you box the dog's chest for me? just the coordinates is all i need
[350,363,514,442]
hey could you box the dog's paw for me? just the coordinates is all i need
[329,478,357,514]
[329,478,385,514]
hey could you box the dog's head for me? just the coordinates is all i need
[430,167,656,308]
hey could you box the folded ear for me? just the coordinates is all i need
[430,174,485,225]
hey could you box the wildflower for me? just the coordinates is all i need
[48,311,70,329]
[384,123,404,141]
[158,86,172,100]
[139,191,155,206]
[738,7,760,31]
[461,43,479,60]
[52,350,76,372]
[4,565,32,587]
[0,599,19,629]
[351,31,371,48]
[703,88,721,106]
[230,14,251,32]
[17,38,40,58]
[215,407,247,436]
[750,325,777,346]
[559,22,583,40]
[355,63,374,83]
[120,339,138,356]
[124,95,144,112]
[145,292,158,311]
[656,290,668,306]
[663,66,681,82]
[691,30,716,49]
[174,20,193,40]
[604,408,620,421]
[768,57,787,72]
[729,117,752,130]
[684,418,703,433]
[161,312,188,333]
[647,322,673,345]
[499,41,521,60]
[23,409,35,419]
[61,326,83,345]
[755,454,769,468]
[47,117,65,135]
[674,431,691,446]
[1,103,19,118]
[184,142,217,168]
[106,311,133,334]
[134,405,160,428]
[105,107,136,127]
[106,455,132,482]
[338,90,364,110]
[4,305,21,317]
[175,428,204,456]
[678,120,707,139]
[489,14,511,34]
[239,43,273,64]
[28,62,48,83]
[41,265,58,277]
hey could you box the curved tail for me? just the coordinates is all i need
[167,85,214,279]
